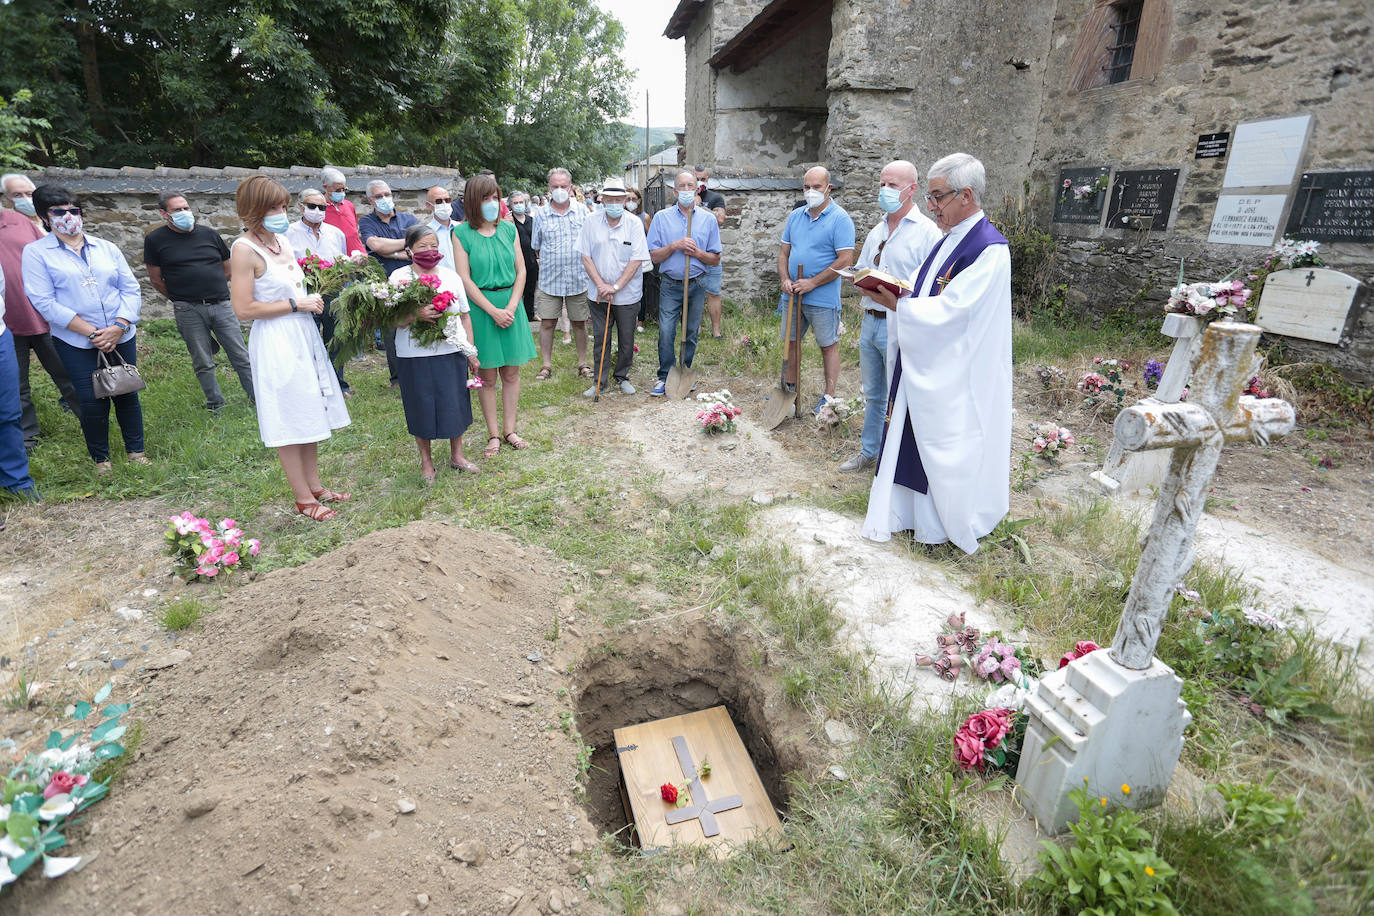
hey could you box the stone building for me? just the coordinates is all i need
[665,0,1373,379]
[13,165,459,319]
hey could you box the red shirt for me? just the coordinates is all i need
[324,199,365,255]
[0,209,46,336]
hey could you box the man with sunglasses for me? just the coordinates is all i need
[144,190,255,411]
[840,160,941,473]
[862,153,1012,555]
[423,186,459,270]
[287,188,352,397]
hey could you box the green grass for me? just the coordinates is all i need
[158,595,210,630]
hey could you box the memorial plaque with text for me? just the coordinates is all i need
[1195,132,1230,159]
[1285,171,1374,243]
[1208,194,1287,246]
[1052,167,1112,225]
[1106,169,1180,231]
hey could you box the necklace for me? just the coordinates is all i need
[253,231,282,256]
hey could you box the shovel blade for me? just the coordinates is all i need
[760,385,795,430]
[667,366,695,400]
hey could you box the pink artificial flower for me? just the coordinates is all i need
[220,518,237,530]
[1062,178,1072,189]
[467,377,484,389]
[1058,640,1101,669]
[196,564,219,577]
[246,539,261,556]
[43,771,88,799]
[1059,429,1075,446]
[964,709,1014,749]
[223,552,240,566]
[1093,357,1103,364]
[1000,656,1022,679]
[953,730,985,771]
[1033,437,1047,452]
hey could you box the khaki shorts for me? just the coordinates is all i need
[535,290,590,322]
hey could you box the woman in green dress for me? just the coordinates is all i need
[453,174,537,458]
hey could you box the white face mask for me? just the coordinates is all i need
[303,205,326,224]
[550,188,571,205]
[625,200,638,212]
[432,202,453,222]
[804,189,826,208]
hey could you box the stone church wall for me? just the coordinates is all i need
[14,165,457,320]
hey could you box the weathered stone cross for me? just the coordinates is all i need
[1017,322,1295,832]
[663,735,742,837]
[1305,270,1316,286]
[1107,321,1295,668]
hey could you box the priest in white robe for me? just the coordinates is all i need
[861,153,1012,554]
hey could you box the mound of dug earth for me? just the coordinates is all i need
[17,521,602,916]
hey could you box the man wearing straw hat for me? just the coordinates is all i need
[575,180,649,397]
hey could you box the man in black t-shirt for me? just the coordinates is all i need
[694,165,728,338]
[144,191,255,410]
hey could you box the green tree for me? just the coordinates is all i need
[0,90,51,169]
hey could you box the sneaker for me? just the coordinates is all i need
[619,380,636,395]
[839,453,876,473]
[650,380,666,397]
[813,394,836,417]
[583,384,603,398]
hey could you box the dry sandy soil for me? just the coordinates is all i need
[0,353,1369,912]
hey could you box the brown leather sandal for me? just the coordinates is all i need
[295,500,337,521]
[311,487,351,503]
[483,436,501,458]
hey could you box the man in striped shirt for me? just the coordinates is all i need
[531,167,590,380]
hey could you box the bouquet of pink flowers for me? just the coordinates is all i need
[971,637,1024,683]
[1028,421,1075,462]
[696,390,742,434]
[405,276,458,349]
[1058,640,1101,669]
[299,250,381,297]
[1166,261,1252,321]
[953,707,1022,773]
[165,512,261,580]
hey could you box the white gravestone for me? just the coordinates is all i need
[1091,313,1200,497]
[1019,323,1296,833]
[1222,114,1312,189]
[1208,195,1288,246]
[1254,267,1360,344]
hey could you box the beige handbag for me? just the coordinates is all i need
[92,348,146,398]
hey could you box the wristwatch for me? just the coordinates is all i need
[612,283,620,293]
[289,298,298,313]
[87,331,97,341]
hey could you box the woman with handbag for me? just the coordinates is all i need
[21,185,146,475]
[229,176,351,521]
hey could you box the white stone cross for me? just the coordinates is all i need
[1016,321,1295,832]
[1107,321,1295,668]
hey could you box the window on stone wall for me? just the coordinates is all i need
[1069,0,1171,92]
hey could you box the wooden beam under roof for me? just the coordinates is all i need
[707,0,834,74]
[664,0,707,40]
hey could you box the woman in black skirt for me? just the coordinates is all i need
[390,224,481,481]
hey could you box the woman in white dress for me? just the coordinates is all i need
[228,176,351,521]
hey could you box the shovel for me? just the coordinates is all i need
[665,208,696,399]
[761,266,803,430]
[593,297,611,403]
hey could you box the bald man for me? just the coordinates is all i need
[777,165,855,413]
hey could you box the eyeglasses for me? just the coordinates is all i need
[303,202,327,211]
[923,189,961,206]
[49,206,82,216]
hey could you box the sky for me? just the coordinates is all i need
[596,0,686,128]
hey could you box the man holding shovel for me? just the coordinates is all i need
[576,181,649,397]
[646,170,721,397]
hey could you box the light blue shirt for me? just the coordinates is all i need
[531,203,589,295]
[779,200,856,310]
[428,218,457,271]
[21,233,141,349]
[645,204,722,282]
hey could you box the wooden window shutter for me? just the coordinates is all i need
[1131,0,1172,82]
[1068,4,1116,91]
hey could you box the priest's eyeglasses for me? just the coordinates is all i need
[923,189,961,205]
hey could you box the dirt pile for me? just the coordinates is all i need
[15,521,603,916]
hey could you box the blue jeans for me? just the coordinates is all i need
[53,337,145,463]
[859,311,889,459]
[657,274,706,381]
[0,331,35,492]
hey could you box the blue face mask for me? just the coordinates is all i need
[329,190,345,203]
[373,196,394,214]
[878,186,905,213]
[603,203,624,219]
[170,211,195,231]
[14,196,36,216]
[677,189,695,208]
[262,213,290,234]
[480,200,500,222]
[512,203,528,215]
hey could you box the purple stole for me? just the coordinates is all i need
[879,217,1009,491]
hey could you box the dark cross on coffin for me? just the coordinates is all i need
[662,735,742,837]
[1305,270,1316,287]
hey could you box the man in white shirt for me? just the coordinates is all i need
[423,186,458,270]
[575,181,649,396]
[286,188,351,396]
[841,160,941,472]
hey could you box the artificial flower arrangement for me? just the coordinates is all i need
[1034,365,1067,389]
[1078,357,1131,409]
[696,390,742,435]
[1028,422,1076,462]
[1143,358,1164,389]
[915,613,1041,685]
[816,395,863,429]
[1166,261,1252,321]
[297,250,383,298]
[1264,238,1322,271]
[165,512,261,581]
[1,682,129,890]
[1060,175,1109,202]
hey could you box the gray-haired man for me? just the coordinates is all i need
[358,179,418,387]
[320,166,365,254]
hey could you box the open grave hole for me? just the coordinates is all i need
[571,617,818,846]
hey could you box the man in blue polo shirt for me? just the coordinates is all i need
[778,166,855,414]
[646,170,721,396]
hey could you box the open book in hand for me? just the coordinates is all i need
[839,267,912,297]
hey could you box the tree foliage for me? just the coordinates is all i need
[0,0,631,181]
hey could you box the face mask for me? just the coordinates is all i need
[603,203,624,219]
[170,211,195,231]
[373,196,394,214]
[550,188,570,205]
[804,189,825,208]
[432,203,453,222]
[329,191,345,203]
[412,249,444,270]
[480,200,500,222]
[677,189,695,208]
[52,212,83,236]
[878,186,905,213]
[513,203,528,215]
[624,200,638,212]
[303,206,326,224]
[13,197,36,216]
[262,213,290,234]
